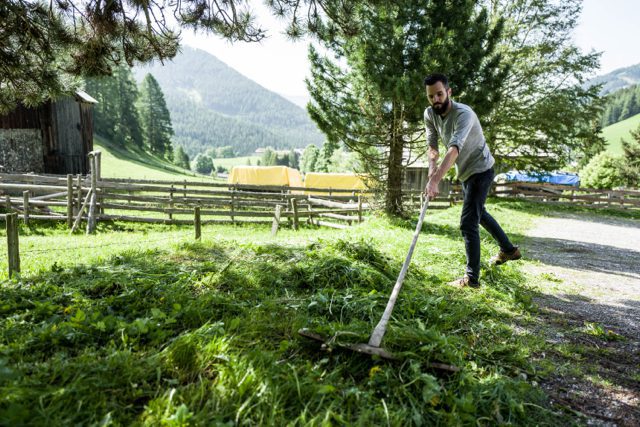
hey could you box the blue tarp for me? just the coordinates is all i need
[497,171,580,187]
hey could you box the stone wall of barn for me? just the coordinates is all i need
[0,129,44,173]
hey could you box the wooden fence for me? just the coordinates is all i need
[492,182,640,210]
[3,165,637,238]
[0,172,374,232]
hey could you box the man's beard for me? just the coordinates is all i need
[432,97,450,115]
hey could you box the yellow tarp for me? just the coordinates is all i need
[304,172,369,195]
[228,166,303,188]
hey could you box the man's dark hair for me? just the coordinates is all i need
[423,73,449,88]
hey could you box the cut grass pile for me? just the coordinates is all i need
[0,200,606,425]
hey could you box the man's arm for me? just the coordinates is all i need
[427,145,439,179]
[425,146,458,199]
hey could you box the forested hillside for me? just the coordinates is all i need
[134,47,324,157]
[600,84,640,127]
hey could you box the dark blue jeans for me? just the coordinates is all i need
[460,167,515,283]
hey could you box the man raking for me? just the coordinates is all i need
[423,73,521,288]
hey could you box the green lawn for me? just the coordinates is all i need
[601,113,640,156]
[94,136,219,182]
[3,199,634,425]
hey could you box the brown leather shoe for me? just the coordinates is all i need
[490,247,522,266]
[448,275,480,288]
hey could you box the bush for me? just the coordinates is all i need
[579,152,625,189]
[193,154,214,175]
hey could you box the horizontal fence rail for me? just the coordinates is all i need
[493,182,640,209]
[0,172,384,232]
[3,171,637,236]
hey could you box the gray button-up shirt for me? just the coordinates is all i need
[424,101,494,182]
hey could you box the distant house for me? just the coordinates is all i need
[0,90,97,175]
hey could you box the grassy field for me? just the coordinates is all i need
[94,136,220,182]
[601,113,640,156]
[2,198,635,425]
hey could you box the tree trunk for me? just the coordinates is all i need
[385,131,404,216]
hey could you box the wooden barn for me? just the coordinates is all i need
[0,91,97,175]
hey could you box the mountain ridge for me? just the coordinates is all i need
[133,46,324,157]
[586,63,640,94]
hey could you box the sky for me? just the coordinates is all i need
[183,0,640,107]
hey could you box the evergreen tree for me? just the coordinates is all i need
[307,0,506,214]
[85,65,143,148]
[315,140,339,173]
[288,148,300,169]
[620,126,640,188]
[174,146,191,170]
[114,66,144,148]
[137,73,175,157]
[261,147,278,166]
[485,0,603,171]
[301,145,320,173]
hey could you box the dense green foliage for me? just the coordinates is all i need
[133,47,324,157]
[1,201,582,425]
[173,146,191,170]
[137,74,175,159]
[580,124,640,189]
[301,145,321,173]
[600,84,640,128]
[307,0,506,214]
[579,152,625,189]
[193,154,215,175]
[257,147,300,168]
[86,66,144,149]
[620,126,640,188]
[486,0,603,171]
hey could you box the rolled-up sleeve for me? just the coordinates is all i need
[447,110,473,152]
[424,110,439,150]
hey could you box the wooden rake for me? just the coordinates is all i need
[300,198,432,361]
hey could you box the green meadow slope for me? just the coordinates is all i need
[93,135,218,182]
[601,113,640,156]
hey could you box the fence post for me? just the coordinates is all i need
[291,198,299,231]
[5,195,11,212]
[169,185,174,220]
[86,153,97,234]
[230,185,236,225]
[67,174,74,228]
[95,151,102,181]
[307,198,314,225]
[194,206,201,240]
[22,191,30,225]
[358,194,363,223]
[6,213,20,277]
[76,174,82,213]
[271,204,282,236]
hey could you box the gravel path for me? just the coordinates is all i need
[521,212,640,426]
[523,212,640,338]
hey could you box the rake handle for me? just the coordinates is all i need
[368,198,429,348]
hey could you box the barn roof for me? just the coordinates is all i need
[74,90,98,104]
